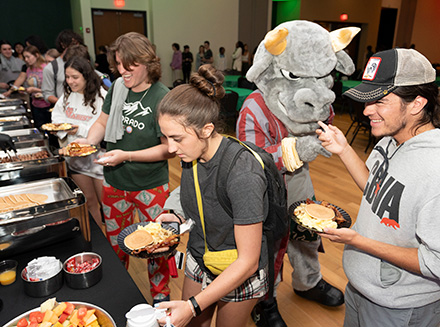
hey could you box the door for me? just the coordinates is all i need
[92,9,147,54]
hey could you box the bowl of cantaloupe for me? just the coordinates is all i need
[4,297,116,327]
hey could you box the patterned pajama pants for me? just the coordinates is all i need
[102,180,170,301]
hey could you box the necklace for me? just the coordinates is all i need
[130,86,150,103]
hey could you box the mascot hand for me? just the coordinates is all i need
[296,135,331,162]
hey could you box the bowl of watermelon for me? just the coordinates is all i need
[63,252,102,289]
[4,298,116,327]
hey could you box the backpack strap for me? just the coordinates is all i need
[51,59,59,97]
[216,138,245,218]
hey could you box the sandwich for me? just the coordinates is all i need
[281,137,303,172]
[124,229,154,251]
[293,200,345,232]
[124,223,179,255]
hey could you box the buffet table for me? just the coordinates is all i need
[1,219,146,326]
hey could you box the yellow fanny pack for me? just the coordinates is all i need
[193,161,238,275]
[203,249,238,275]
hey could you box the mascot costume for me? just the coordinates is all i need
[237,20,359,326]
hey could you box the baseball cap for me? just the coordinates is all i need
[343,48,436,102]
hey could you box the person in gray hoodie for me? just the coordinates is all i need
[316,48,440,327]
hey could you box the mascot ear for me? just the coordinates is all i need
[330,26,360,76]
[330,27,360,52]
[246,27,289,82]
[335,50,356,76]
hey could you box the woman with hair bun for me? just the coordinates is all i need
[156,64,268,327]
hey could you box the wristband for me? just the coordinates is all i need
[187,300,196,317]
[171,211,183,224]
[189,296,202,316]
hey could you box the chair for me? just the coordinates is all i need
[237,76,257,90]
[345,99,375,153]
[220,90,239,132]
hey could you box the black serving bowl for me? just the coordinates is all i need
[21,266,63,297]
[63,252,102,289]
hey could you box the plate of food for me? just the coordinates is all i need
[3,298,116,327]
[61,143,97,157]
[289,199,351,233]
[118,221,180,259]
[41,123,73,131]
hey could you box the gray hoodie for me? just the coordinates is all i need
[343,129,440,309]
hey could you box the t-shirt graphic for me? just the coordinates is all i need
[122,98,153,132]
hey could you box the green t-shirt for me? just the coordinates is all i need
[102,81,169,191]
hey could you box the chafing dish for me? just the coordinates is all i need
[0,177,90,260]
[0,98,23,107]
[0,104,28,117]
[0,115,32,131]
[1,128,46,149]
[0,145,66,182]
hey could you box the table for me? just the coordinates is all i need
[225,87,253,111]
[224,75,240,88]
[1,219,146,327]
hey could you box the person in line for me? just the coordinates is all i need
[156,64,268,327]
[195,45,205,71]
[317,48,440,326]
[25,35,48,55]
[170,43,182,83]
[3,46,51,130]
[42,29,84,105]
[77,32,174,304]
[52,56,107,229]
[0,40,25,92]
[45,48,60,63]
[13,42,25,61]
[232,41,244,72]
[94,45,112,81]
[182,45,193,84]
[201,41,213,65]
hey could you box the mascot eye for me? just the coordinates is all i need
[280,69,299,81]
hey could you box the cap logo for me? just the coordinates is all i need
[363,57,382,81]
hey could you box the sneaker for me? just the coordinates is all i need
[294,279,344,307]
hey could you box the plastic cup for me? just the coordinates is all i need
[0,260,18,286]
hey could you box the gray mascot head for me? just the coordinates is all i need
[247,20,359,162]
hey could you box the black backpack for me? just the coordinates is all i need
[216,135,289,299]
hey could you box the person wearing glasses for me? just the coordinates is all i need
[316,48,440,326]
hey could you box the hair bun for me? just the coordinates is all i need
[190,64,225,100]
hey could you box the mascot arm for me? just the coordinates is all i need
[296,135,331,162]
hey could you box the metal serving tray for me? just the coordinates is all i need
[1,128,46,149]
[0,145,66,182]
[0,115,31,131]
[0,177,90,260]
[0,105,27,117]
[0,98,23,107]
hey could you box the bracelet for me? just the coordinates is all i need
[188,296,202,316]
[171,211,183,224]
[187,300,196,317]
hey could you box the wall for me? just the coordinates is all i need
[74,0,239,87]
[299,0,383,70]
[411,0,440,63]
[0,0,73,50]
